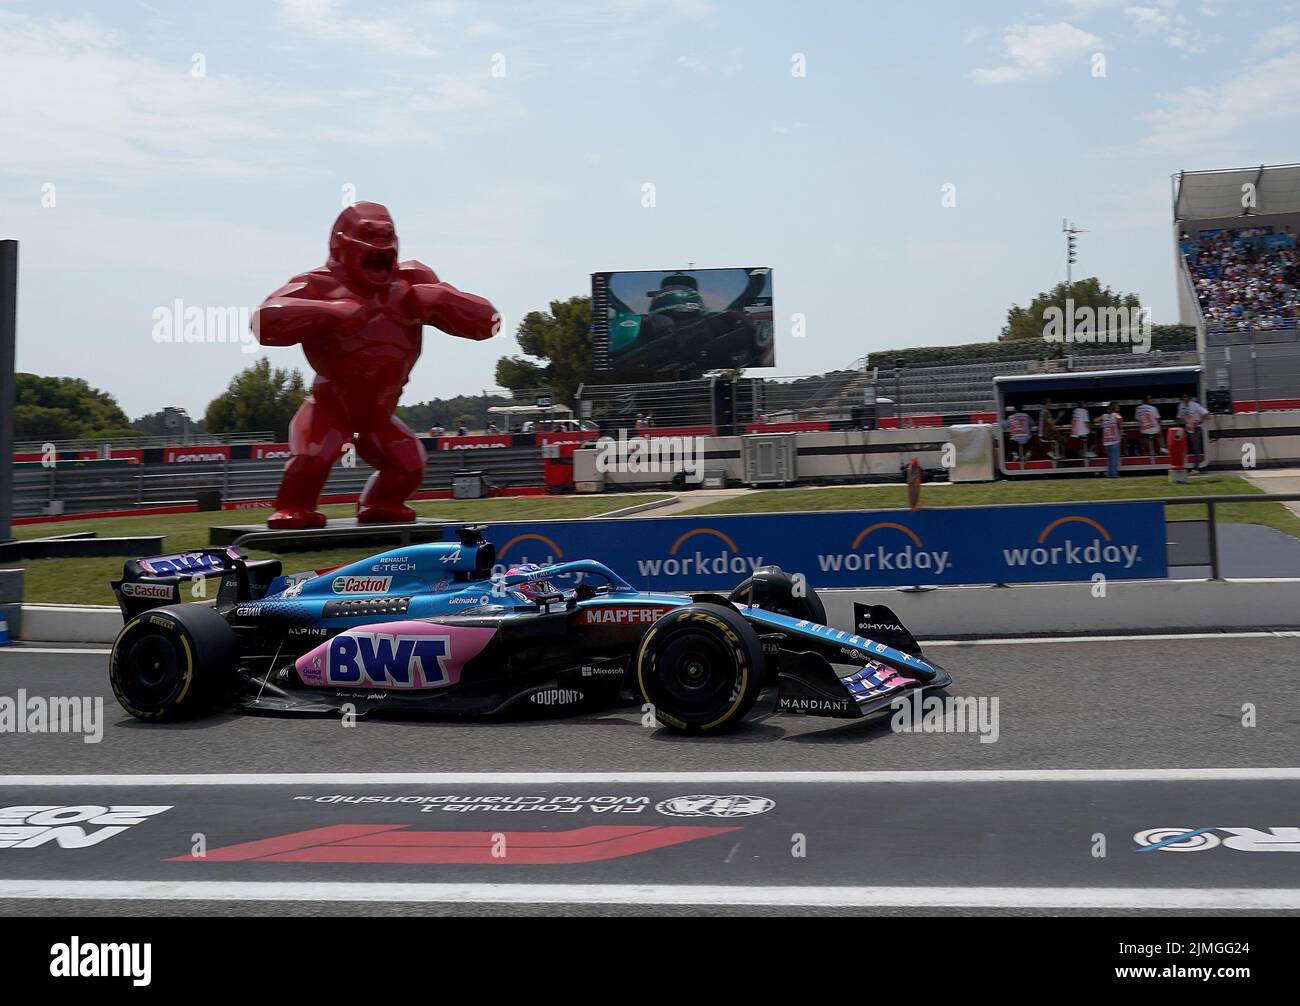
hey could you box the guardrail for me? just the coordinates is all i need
[13,430,277,453]
[1145,491,1300,580]
[13,447,545,518]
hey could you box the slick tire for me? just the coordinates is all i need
[728,565,827,625]
[636,603,765,734]
[109,604,236,721]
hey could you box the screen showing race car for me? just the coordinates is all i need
[591,267,774,374]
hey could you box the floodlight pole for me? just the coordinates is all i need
[1062,219,1086,288]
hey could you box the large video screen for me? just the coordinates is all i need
[592,267,774,374]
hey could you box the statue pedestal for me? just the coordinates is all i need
[208,517,452,552]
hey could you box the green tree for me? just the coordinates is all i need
[398,394,513,434]
[493,295,593,406]
[1001,277,1141,344]
[132,409,207,438]
[14,374,135,441]
[204,358,307,439]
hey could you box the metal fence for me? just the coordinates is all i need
[1203,329,1300,406]
[578,378,721,429]
[14,447,545,519]
[733,372,869,424]
[1158,492,1300,580]
[14,430,277,454]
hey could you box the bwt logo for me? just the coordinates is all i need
[1002,515,1141,570]
[817,522,951,575]
[634,528,767,578]
[328,632,451,688]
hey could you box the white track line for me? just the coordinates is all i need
[0,647,111,654]
[0,881,1297,909]
[4,768,1300,786]
[4,630,1298,657]
[925,631,1300,646]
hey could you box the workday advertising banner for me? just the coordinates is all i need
[484,501,1168,590]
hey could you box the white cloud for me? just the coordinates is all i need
[0,12,319,183]
[676,47,743,76]
[1146,51,1300,151]
[0,10,504,184]
[276,0,439,58]
[1259,23,1300,52]
[1124,5,1203,53]
[1125,6,1170,31]
[969,22,1103,84]
[465,19,508,39]
[1052,0,1127,15]
[1167,31,1203,53]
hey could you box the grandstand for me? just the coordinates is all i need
[575,347,1200,431]
[876,349,1200,425]
[1174,163,1300,408]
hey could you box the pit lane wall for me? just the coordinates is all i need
[819,579,1300,637]
[19,581,1300,644]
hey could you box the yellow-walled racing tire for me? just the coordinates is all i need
[635,602,765,733]
[109,604,236,721]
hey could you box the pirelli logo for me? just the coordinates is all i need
[579,606,673,625]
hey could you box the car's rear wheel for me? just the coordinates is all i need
[636,603,765,733]
[729,565,826,625]
[109,605,236,721]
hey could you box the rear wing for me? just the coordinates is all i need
[110,547,282,622]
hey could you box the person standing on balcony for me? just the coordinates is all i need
[1135,395,1164,460]
[1004,405,1031,463]
[1037,398,1064,460]
[1096,402,1122,478]
[1177,393,1209,471]
[1070,403,1093,459]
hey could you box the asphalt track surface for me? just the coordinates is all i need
[2,634,1299,916]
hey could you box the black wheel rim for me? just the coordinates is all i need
[122,634,184,707]
[654,629,736,719]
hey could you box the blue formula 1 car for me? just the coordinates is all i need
[107,526,951,734]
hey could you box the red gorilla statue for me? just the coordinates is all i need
[252,202,497,529]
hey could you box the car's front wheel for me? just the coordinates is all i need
[635,603,765,733]
[109,604,236,721]
[728,565,827,624]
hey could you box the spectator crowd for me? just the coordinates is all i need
[1181,225,1300,334]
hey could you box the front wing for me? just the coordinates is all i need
[741,606,952,719]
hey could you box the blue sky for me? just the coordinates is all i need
[2,0,1299,417]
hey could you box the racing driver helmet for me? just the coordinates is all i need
[505,563,554,603]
